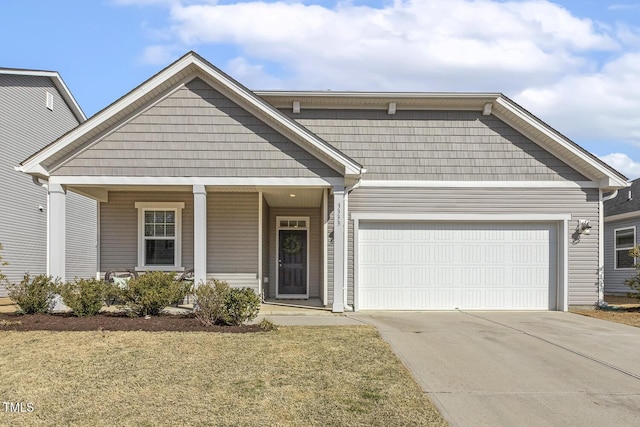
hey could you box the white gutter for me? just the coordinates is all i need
[598,188,622,306]
[342,179,362,311]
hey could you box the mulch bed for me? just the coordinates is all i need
[0,312,262,333]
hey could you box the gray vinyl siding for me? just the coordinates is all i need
[55,79,340,178]
[0,74,93,294]
[207,193,258,274]
[261,197,270,296]
[348,187,600,306]
[268,208,322,299]
[287,109,587,181]
[66,191,97,279]
[100,192,194,271]
[604,218,638,295]
[327,196,334,304]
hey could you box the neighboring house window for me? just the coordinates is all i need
[615,227,636,269]
[135,202,184,271]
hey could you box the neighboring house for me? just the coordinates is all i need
[18,52,627,312]
[0,68,97,296]
[603,178,639,295]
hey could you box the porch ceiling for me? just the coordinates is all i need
[261,188,323,208]
[68,185,325,208]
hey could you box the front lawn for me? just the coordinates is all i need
[0,326,447,426]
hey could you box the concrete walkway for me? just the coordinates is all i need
[351,311,640,427]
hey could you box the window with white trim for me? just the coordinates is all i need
[135,202,184,270]
[615,227,636,269]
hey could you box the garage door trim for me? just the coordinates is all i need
[352,213,570,312]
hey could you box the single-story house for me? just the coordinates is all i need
[0,68,97,296]
[603,178,638,295]
[18,51,627,312]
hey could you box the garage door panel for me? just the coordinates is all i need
[358,222,557,310]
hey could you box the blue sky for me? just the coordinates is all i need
[3,0,640,178]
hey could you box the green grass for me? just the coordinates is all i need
[0,326,447,426]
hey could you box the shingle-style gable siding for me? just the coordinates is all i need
[54,79,340,178]
[0,74,96,293]
[287,109,588,181]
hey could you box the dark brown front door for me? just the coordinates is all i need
[278,229,307,296]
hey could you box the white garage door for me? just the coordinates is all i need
[358,222,557,310]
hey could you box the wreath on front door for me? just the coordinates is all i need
[283,234,303,255]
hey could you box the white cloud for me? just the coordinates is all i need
[515,52,640,145]
[139,44,182,65]
[599,153,640,179]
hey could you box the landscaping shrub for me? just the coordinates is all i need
[225,287,261,326]
[120,271,191,316]
[193,280,261,326]
[194,279,230,326]
[59,278,108,316]
[7,274,59,314]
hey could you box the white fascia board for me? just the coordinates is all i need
[48,176,345,187]
[350,213,572,221]
[604,211,640,223]
[192,62,362,175]
[359,180,599,188]
[494,97,627,188]
[16,163,50,177]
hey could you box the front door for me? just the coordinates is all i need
[277,228,308,298]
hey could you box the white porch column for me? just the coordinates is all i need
[48,183,66,281]
[193,185,207,287]
[332,186,345,313]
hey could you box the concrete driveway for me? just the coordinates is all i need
[350,311,640,427]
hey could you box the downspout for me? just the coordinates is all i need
[32,177,50,275]
[598,189,619,307]
[342,178,362,312]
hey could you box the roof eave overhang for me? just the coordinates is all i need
[492,97,627,191]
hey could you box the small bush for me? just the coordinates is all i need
[193,280,261,326]
[194,279,231,326]
[225,287,261,326]
[7,274,59,314]
[120,271,191,316]
[258,318,278,332]
[59,278,108,316]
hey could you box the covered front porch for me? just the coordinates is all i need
[47,180,348,312]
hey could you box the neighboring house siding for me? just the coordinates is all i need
[268,207,322,299]
[604,218,638,294]
[288,109,587,181]
[261,197,270,296]
[347,187,600,306]
[0,74,95,294]
[54,79,340,178]
[100,192,194,271]
[66,191,97,279]
[207,193,258,274]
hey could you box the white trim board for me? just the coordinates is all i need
[49,176,345,187]
[604,211,640,223]
[350,213,572,221]
[359,180,600,189]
